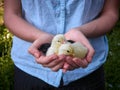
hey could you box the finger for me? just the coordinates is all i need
[81,59,89,68]
[86,47,95,63]
[28,46,42,58]
[62,63,69,73]
[36,54,58,64]
[72,58,82,68]
[43,58,64,68]
[73,58,88,68]
[51,61,64,72]
[63,62,75,71]
[28,39,43,58]
[43,55,65,68]
[65,56,78,68]
[58,54,66,61]
[62,69,67,73]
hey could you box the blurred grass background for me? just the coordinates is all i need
[0,0,120,90]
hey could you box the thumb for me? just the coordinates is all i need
[28,46,42,58]
[86,47,95,63]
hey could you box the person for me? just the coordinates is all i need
[4,0,119,90]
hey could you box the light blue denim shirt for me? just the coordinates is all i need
[11,0,108,87]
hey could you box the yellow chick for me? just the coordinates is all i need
[58,42,87,59]
[58,43,74,56]
[46,34,66,56]
[71,42,88,59]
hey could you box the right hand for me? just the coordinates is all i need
[28,33,66,71]
[28,33,54,58]
[35,54,66,71]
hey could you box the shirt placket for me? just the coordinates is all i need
[56,0,66,34]
[60,0,66,34]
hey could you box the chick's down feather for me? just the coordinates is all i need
[71,42,88,59]
[58,43,74,56]
[46,34,66,56]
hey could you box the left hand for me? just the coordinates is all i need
[63,28,95,72]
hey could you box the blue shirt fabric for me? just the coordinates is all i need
[11,0,108,87]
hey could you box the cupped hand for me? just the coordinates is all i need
[28,33,54,58]
[28,33,66,71]
[64,28,95,63]
[63,28,95,72]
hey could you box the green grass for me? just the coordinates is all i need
[0,56,14,90]
[104,20,120,90]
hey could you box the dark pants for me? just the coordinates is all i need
[14,65,105,90]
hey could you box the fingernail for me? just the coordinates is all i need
[87,57,92,63]
[34,53,39,58]
[62,69,67,73]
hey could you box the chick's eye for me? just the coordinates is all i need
[58,40,61,42]
[67,50,70,53]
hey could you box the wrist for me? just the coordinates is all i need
[74,27,87,37]
[32,31,48,42]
